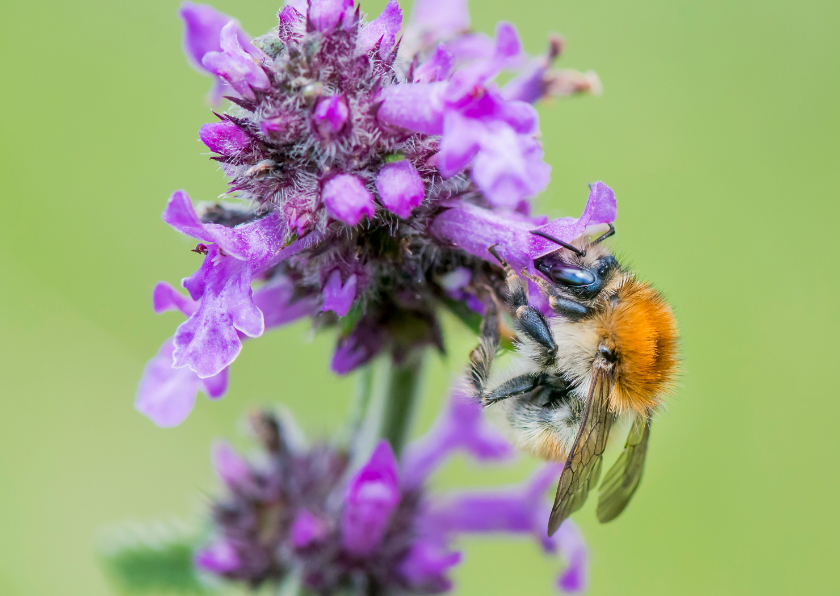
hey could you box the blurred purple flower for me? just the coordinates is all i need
[341,441,401,556]
[195,393,587,593]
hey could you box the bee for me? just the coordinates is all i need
[470,224,678,535]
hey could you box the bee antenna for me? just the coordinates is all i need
[593,223,616,245]
[530,230,586,257]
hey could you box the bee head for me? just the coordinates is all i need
[532,228,618,301]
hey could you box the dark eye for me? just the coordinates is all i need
[546,264,596,287]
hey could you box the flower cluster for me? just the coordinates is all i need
[136,0,612,427]
[196,391,587,593]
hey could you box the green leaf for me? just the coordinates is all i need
[99,521,217,595]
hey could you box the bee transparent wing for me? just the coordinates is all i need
[547,367,615,536]
[596,415,651,523]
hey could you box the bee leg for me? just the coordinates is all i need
[484,372,545,406]
[521,270,591,321]
[488,247,557,365]
[469,296,500,400]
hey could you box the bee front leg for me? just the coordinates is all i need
[488,246,557,365]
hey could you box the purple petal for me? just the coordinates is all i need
[444,33,495,62]
[254,276,318,330]
[398,538,461,591]
[331,322,387,374]
[530,181,617,260]
[195,539,240,573]
[430,202,534,273]
[135,338,228,427]
[200,366,229,399]
[471,123,550,208]
[554,521,589,593]
[429,464,561,535]
[313,95,349,138]
[493,22,523,63]
[322,270,357,317]
[199,121,250,155]
[437,109,483,177]
[174,244,262,378]
[375,160,425,218]
[202,21,269,100]
[308,0,353,31]
[357,0,402,58]
[377,83,447,135]
[402,389,513,486]
[291,510,327,549]
[409,0,469,42]
[162,190,215,245]
[341,441,401,557]
[179,2,253,102]
[211,440,250,488]
[152,281,198,316]
[285,0,309,13]
[413,44,454,83]
[430,183,618,272]
[322,174,375,226]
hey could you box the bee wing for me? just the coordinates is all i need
[547,367,615,536]
[596,414,652,523]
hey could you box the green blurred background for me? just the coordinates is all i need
[1,0,839,594]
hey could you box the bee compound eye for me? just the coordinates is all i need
[599,345,617,363]
[548,264,597,287]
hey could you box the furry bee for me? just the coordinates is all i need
[470,225,678,535]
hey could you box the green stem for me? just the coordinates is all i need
[339,364,375,447]
[379,350,425,457]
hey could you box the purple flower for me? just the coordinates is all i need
[402,389,514,486]
[154,0,606,417]
[135,338,229,427]
[194,400,588,593]
[379,23,550,207]
[161,190,289,378]
[375,160,426,218]
[322,270,358,317]
[211,440,251,488]
[136,273,316,427]
[313,95,349,138]
[291,510,327,549]
[322,174,376,226]
[179,2,253,102]
[502,36,602,104]
[331,321,387,374]
[413,44,454,83]
[202,21,270,100]
[199,121,250,154]
[430,181,617,273]
[429,464,588,593]
[308,0,353,32]
[357,0,402,58]
[398,539,461,592]
[195,539,241,573]
[408,0,470,48]
[341,441,401,556]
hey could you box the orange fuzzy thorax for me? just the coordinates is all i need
[596,278,679,416]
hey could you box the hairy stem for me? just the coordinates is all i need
[379,350,425,457]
